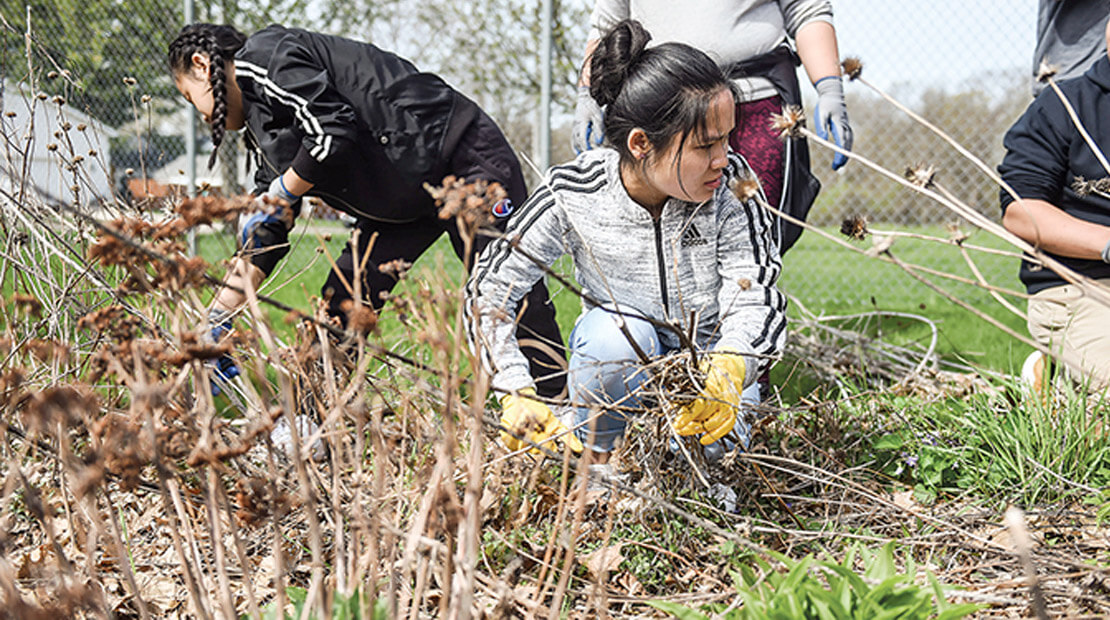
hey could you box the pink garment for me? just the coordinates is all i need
[729,96,785,210]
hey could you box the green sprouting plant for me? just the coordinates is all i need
[1084,488,1110,526]
[648,544,980,619]
[872,426,968,506]
[251,587,388,620]
[958,388,1110,507]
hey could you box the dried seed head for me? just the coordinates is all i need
[4,111,14,117]
[140,94,151,104]
[76,123,86,131]
[841,57,863,81]
[61,122,71,131]
[426,175,507,232]
[87,149,97,157]
[378,258,413,279]
[840,214,870,241]
[1072,176,1110,198]
[12,294,42,317]
[51,95,65,105]
[122,76,137,86]
[46,70,58,79]
[1036,60,1058,84]
[46,143,58,152]
[727,172,762,203]
[946,222,968,244]
[125,168,134,176]
[738,278,752,291]
[340,300,379,336]
[36,92,47,100]
[904,163,936,188]
[770,105,805,140]
[72,154,84,164]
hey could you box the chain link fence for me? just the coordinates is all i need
[0,0,185,206]
[790,1,1037,307]
[0,0,1040,310]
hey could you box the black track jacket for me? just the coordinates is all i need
[233,24,480,223]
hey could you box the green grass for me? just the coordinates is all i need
[199,221,1031,388]
[857,382,1110,508]
[781,225,1029,374]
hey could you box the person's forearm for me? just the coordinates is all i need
[1003,198,1110,260]
[213,257,266,313]
[279,167,313,198]
[795,20,842,83]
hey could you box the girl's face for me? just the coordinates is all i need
[174,53,245,130]
[627,88,734,209]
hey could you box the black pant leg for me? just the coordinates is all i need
[323,218,444,321]
[445,113,567,399]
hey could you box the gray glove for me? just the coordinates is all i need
[239,174,297,249]
[813,76,853,170]
[571,86,605,154]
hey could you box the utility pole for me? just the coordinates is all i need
[184,0,197,256]
[538,0,552,171]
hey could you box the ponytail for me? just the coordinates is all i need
[588,20,733,167]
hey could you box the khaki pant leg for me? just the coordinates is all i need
[1027,280,1110,393]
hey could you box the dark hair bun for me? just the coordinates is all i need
[589,20,652,108]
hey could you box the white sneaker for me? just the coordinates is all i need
[585,463,629,496]
[1020,351,1052,403]
[271,414,326,461]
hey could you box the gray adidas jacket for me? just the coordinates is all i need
[466,149,787,394]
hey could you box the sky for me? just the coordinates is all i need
[830,0,1038,94]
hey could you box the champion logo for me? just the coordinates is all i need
[681,223,708,247]
[491,198,514,218]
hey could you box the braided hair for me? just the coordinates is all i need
[168,24,247,169]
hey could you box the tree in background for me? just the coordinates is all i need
[0,0,180,127]
[0,0,591,188]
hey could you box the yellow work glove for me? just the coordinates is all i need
[673,351,747,445]
[499,388,584,454]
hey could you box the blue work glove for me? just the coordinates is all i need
[240,174,298,249]
[571,86,605,154]
[207,308,240,396]
[813,76,853,170]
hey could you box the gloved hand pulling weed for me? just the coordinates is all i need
[500,388,583,454]
[206,308,240,396]
[673,350,747,445]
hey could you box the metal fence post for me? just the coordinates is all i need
[184,0,197,257]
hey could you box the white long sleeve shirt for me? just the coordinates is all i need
[589,0,834,101]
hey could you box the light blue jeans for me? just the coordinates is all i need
[568,306,760,453]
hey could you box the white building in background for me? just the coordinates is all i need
[0,80,118,207]
[151,150,249,195]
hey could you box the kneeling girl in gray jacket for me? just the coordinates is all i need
[466,20,787,462]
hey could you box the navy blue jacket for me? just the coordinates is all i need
[999,54,1110,293]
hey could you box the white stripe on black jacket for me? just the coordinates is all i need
[466,148,787,394]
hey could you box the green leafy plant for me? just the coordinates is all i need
[648,544,979,619]
[251,587,387,620]
[872,427,967,506]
